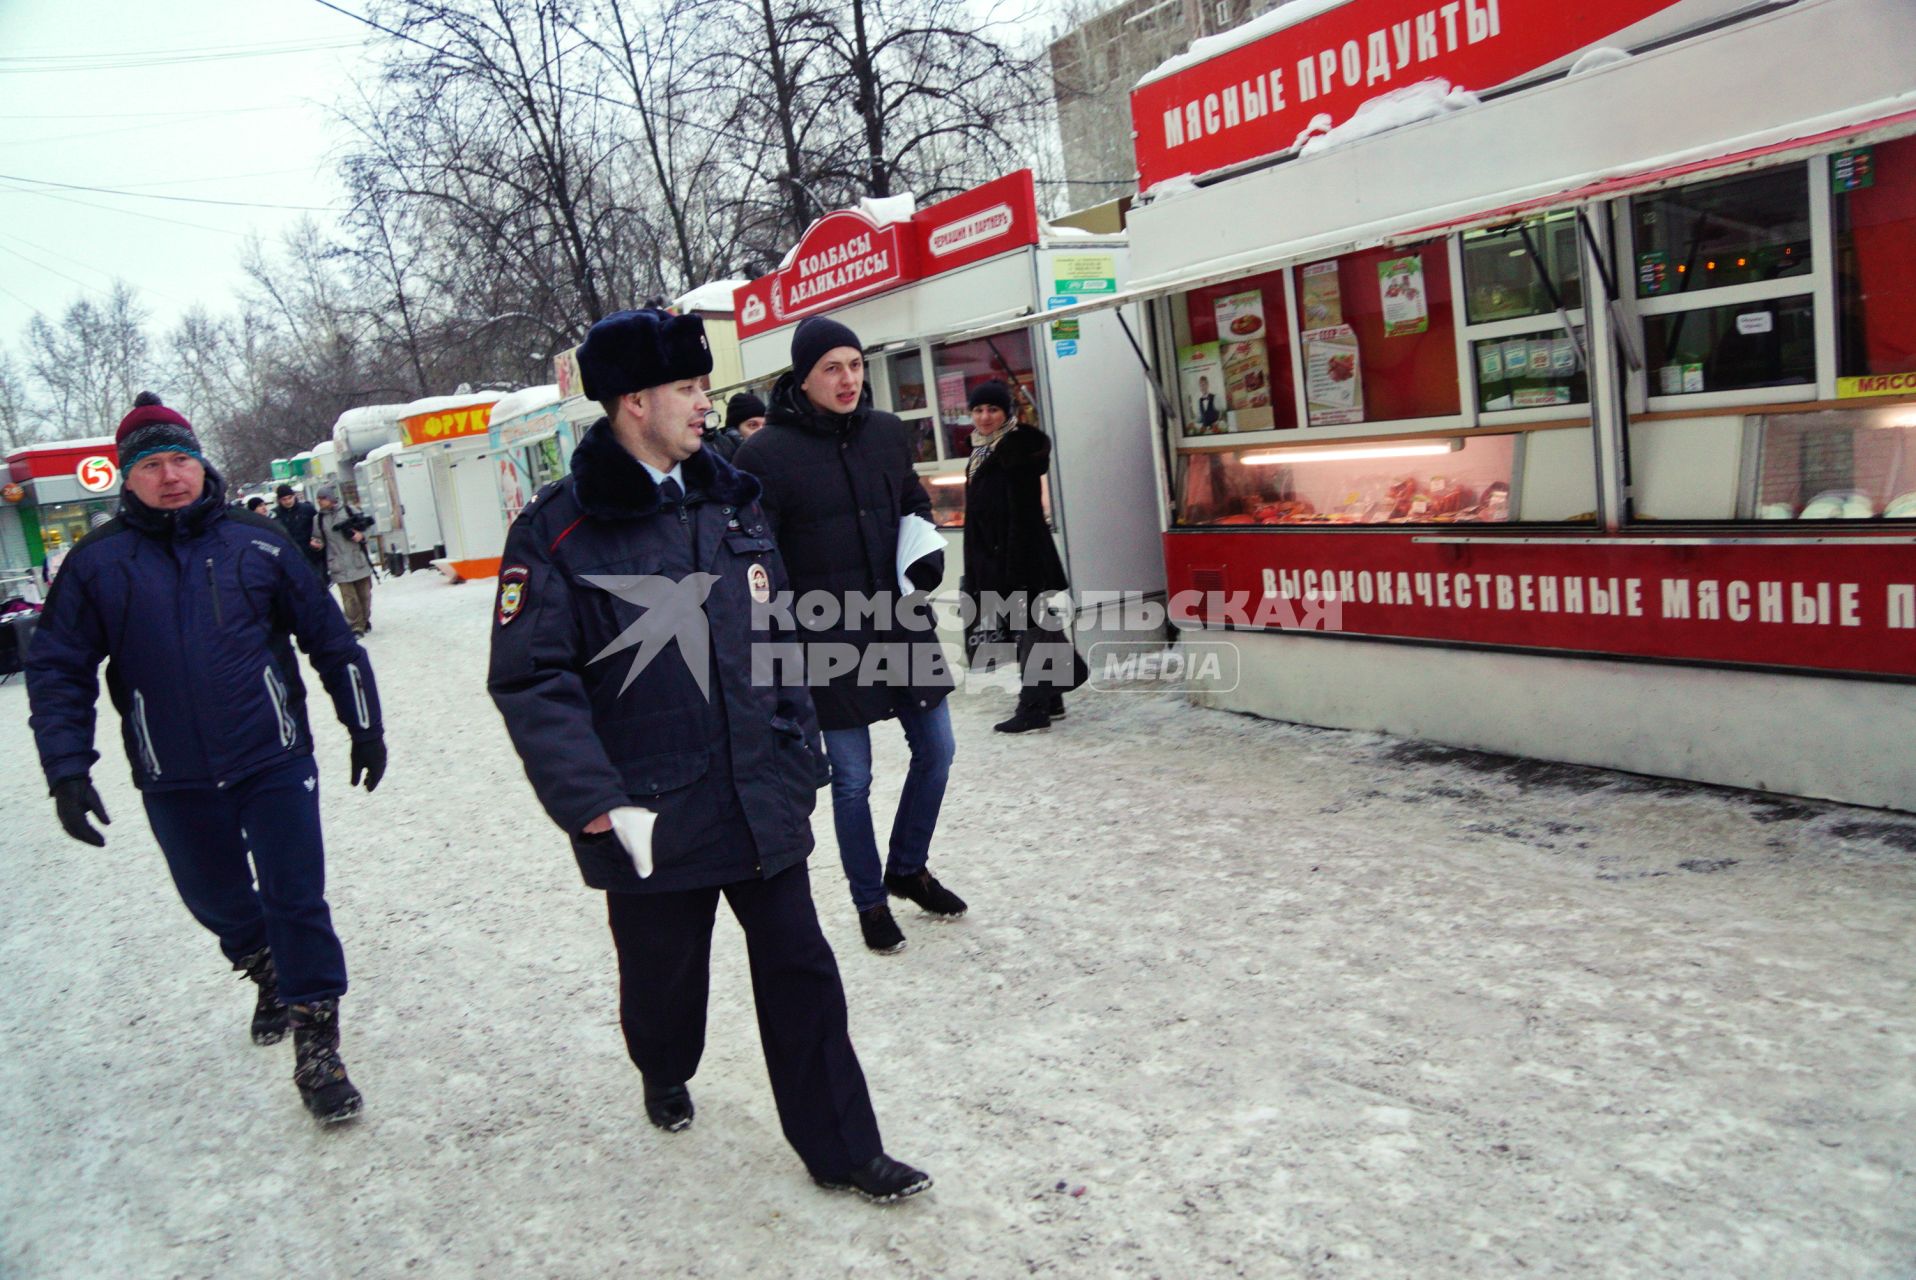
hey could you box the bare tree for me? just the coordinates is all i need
[23,283,154,439]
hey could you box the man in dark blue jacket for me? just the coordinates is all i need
[27,392,386,1126]
[487,308,931,1204]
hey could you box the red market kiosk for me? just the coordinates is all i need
[988,0,1916,807]
[730,171,1167,628]
[3,439,122,594]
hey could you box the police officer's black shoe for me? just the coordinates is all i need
[884,869,967,918]
[644,1081,694,1132]
[993,707,1051,733]
[812,1154,933,1204]
[1046,695,1066,719]
[859,904,907,954]
[290,999,363,1125]
[237,948,289,1045]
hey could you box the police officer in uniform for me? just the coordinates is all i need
[487,308,931,1204]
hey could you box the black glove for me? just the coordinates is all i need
[52,776,110,847]
[904,549,945,593]
[350,738,387,792]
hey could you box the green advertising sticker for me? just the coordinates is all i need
[1054,253,1117,295]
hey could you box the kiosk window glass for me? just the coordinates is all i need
[1642,296,1815,395]
[1834,137,1916,381]
[1174,435,1515,526]
[1632,166,1811,298]
[1749,406,1916,521]
[1462,213,1583,323]
[1172,267,1297,436]
[1292,241,1461,425]
[924,475,967,527]
[1472,327,1588,413]
[892,349,930,411]
[932,330,1037,459]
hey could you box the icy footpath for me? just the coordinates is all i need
[2,571,1912,1279]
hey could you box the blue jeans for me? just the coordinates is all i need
[822,699,956,912]
[142,754,348,1005]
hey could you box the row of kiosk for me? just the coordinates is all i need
[15,0,1907,809]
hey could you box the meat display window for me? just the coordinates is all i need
[1291,241,1461,425]
[1834,136,1916,382]
[1747,405,1916,520]
[925,474,968,527]
[1174,435,1517,527]
[932,329,1039,460]
[1171,266,1297,436]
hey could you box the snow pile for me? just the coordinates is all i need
[1137,0,1351,87]
[1297,78,1480,157]
[485,384,562,427]
[673,278,751,314]
[1568,46,1633,77]
[858,193,917,226]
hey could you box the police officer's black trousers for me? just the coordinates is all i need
[604,862,883,1179]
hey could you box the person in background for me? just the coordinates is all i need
[314,484,375,637]
[271,483,326,580]
[26,392,386,1126]
[960,381,1080,734]
[246,496,268,516]
[488,308,932,1204]
[703,391,766,463]
[732,316,965,956]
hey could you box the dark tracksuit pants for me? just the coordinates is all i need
[142,754,348,1005]
[605,863,883,1180]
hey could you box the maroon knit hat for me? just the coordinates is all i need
[115,391,202,467]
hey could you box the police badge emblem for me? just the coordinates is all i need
[498,565,529,624]
[747,563,771,603]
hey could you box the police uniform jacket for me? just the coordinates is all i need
[487,421,828,894]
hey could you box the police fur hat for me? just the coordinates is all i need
[115,391,202,468]
[577,308,713,401]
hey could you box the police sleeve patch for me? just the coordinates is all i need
[498,565,530,625]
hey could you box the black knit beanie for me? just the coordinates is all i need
[967,380,1014,415]
[724,392,767,430]
[790,316,862,384]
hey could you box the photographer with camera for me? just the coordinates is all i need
[314,485,377,637]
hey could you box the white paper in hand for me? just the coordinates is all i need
[895,514,944,592]
[608,806,658,879]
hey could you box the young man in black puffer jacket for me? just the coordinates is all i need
[732,317,967,956]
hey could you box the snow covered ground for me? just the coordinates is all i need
[3,570,1912,1278]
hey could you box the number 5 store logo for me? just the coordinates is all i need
[76,455,119,493]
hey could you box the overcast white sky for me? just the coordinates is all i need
[0,0,373,345]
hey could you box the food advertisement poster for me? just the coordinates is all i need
[1301,262,1342,329]
[1211,291,1275,429]
[1303,325,1364,426]
[1177,342,1228,436]
[1378,257,1428,337]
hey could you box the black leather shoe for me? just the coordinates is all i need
[859,904,907,954]
[993,708,1051,733]
[812,1154,933,1204]
[884,869,967,918]
[1046,695,1066,719]
[644,1081,694,1132]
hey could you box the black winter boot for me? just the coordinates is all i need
[290,999,363,1125]
[236,948,289,1045]
[993,707,1051,734]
